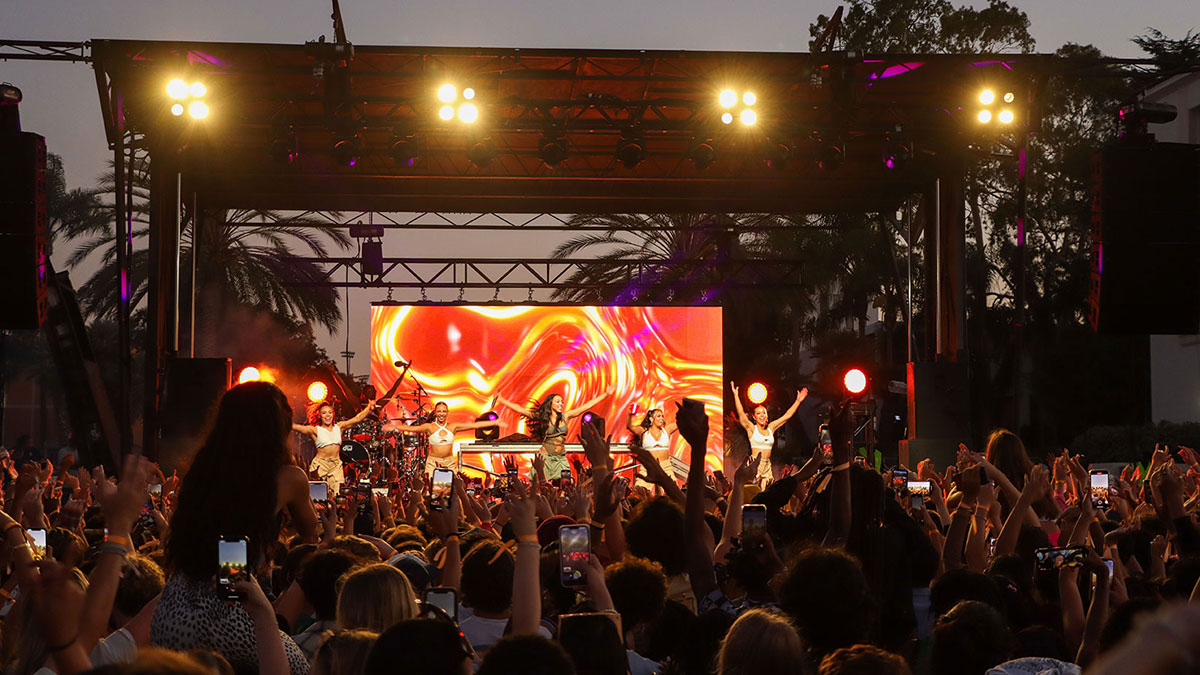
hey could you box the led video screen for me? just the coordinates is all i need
[371,305,723,472]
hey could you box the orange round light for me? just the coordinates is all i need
[843,368,868,394]
[746,382,768,405]
[307,381,329,403]
[237,366,261,384]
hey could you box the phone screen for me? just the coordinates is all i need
[906,480,931,496]
[309,481,328,502]
[218,538,249,600]
[147,483,163,499]
[741,504,767,532]
[910,493,925,511]
[372,487,388,497]
[27,529,46,561]
[1035,546,1089,571]
[892,469,908,491]
[561,469,573,484]
[431,469,454,511]
[423,587,458,621]
[559,524,591,587]
[1090,472,1110,509]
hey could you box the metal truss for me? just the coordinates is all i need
[0,40,90,62]
[235,211,842,232]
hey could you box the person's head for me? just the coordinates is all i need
[930,601,1012,675]
[434,402,449,424]
[112,552,166,627]
[625,497,686,576]
[477,635,576,675]
[338,563,419,632]
[717,608,809,675]
[605,556,667,631]
[389,552,439,593]
[300,549,363,621]
[461,540,514,615]
[640,409,665,430]
[48,527,86,568]
[558,613,627,675]
[753,405,769,427]
[818,644,911,675]
[165,381,294,578]
[929,569,1003,621]
[366,619,473,675]
[384,524,428,552]
[329,535,383,562]
[1099,596,1161,655]
[312,629,378,675]
[984,429,1032,489]
[319,402,336,426]
[777,548,875,662]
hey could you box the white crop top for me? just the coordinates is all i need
[643,428,670,451]
[428,423,454,445]
[749,425,774,451]
[314,424,342,448]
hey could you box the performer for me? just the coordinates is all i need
[730,382,808,484]
[626,404,679,484]
[495,388,614,478]
[389,401,501,475]
[292,399,375,494]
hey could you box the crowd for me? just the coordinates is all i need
[0,379,1198,674]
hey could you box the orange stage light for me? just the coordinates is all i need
[746,382,768,404]
[843,368,868,395]
[307,381,329,403]
[237,366,261,384]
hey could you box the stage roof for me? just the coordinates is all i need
[91,39,1057,213]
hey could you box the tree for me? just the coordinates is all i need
[809,0,1035,54]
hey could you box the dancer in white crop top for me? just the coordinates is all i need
[293,399,376,493]
[626,404,680,483]
[389,401,502,475]
[730,381,808,484]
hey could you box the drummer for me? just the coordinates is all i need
[293,399,375,494]
[390,401,501,475]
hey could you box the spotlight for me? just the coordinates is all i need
[463,87,476,100]
[977,110,992,124]
[1003,91,1015,103]
[616,136,645,169]
[746,382,768,404]
[743,92,757,106]
[467,140,496,168]
[332,134,362,167]
[689,140,716,170]
[170,103,185,117]
[270,127,299,164]
[843,368,868,395]
[998,109,1014,124]
[739,109,757,126]
[438,105,455,121]
[719,89,738,108]
[721,112,734,125]
[438,84,457,102]
[238,366,261,384]
[457,103,479,124]
[538,136,568,166]
[187,101,209,119]
[475,411,499,441]
[882,132,912,170]
[390,136,419,167]
[307,381,329,403]
[765,142,790,170]
[189,82,206,98]
[580,411,606,435]
[816,137,844,171]
[166,79,189,99]
[979,89,995,105]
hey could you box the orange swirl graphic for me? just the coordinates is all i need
[370,306,724,472]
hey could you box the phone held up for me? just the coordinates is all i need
[218,536,249,601]
[1034,546,1089,572]
[741,504,767,533]
[1090,470,1110,509]
[559,523,591,587]
[430,469,454,511]
[423,586,458,621]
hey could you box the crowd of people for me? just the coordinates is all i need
[0,379,1198,674]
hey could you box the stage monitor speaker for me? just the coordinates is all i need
[905,361,970,468]
[1089,141,1200,334]
[159,357,231,470]
[0,132,49,329]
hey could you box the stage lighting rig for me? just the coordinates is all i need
[436,83,481,124]
[718,88,758,126]
[882,129,912,170]
[332,131,362,167]
[238,366,261,384]
[581,411,606,435]
[746,382,768,405]
[616,133,645,169]
[270,126,299,164]
[538,134,569,167]
[814,134,844,171]
[974,87,1016,126]
[391,135,419,167]
[475,411,500,441]
[467,139,496,168]
[166,77,210,119]
[307,381,329,403]
[689,139,716,169]
[843,368,868,396]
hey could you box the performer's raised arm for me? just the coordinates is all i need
[626,404,646,438]
[730,381,753,431]
[291,423,316,437]
[494,395,531,418]
[565,386,615,420]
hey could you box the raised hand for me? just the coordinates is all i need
[102,454,155,532]
[591,471,619,521]
[630,442,670,485]
[505,479,538,539]
[1023,464,1051,500]
[580,421,613,472]
[729,381,739,397]
[734,453,760,486]
[795,387,809,403]
[675,398,709,450]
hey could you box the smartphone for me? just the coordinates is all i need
[910,493,925,511]
[309,481,328,503]
[423,587,458,621]
[906,480,931,496]
[217,537,249,601]
[1090,470,1110,509]
[892,468,908,492]
[818,425,832,454]
[506,469,519,490]
[147,483,163,499]
[430,468,454,511]
[561,469,573,485]
[741,504,767,532]
[1034,546,1089,572]
[559,523,591,587]
[372,487,388,498]
[854,456,868,467]
[27,529,47,561]
[1104,558,1115,576]
[356,478,372,495]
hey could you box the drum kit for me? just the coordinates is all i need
[339,364,434,481]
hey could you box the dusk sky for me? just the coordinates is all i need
[2,0,1196,375]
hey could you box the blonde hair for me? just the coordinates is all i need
[336,563,419,632]
[311,629,378,675]
[717,608,808,675]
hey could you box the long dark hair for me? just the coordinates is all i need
[527,395,563,441]
[165,381,294,579]
[639,409,661,431]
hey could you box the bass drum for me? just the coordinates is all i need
[340,440,371,465]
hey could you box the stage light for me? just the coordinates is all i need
[743,92,757,106]
[539,136,568,166]
[719,89,738,108]
[188,101,209,119]
[391,136,419,167]
[270,127,299,164]
[457,103,479,123]
[616,136,645,168]
[438,84,457,102]
[307,381,329,403]
[740,109,757,126]
[170,103,185,117]
[979,89,995,105]
[475,411,499,441]
[977,110,992,124]
[746,382,768,404]
[333,135,362,167]
[238,366,261,384]
[467,140,495,168]
[816,137,844,171]
[765,142,790,170]
[166,79,189,99]
[689,140,716,170]
[189,82,206,98]
[439,105,455,121]
[1003,91,1015,103]
[580,411,607,435]
[721,112,734,125]
[998,109,1014,124]
[843,368,867,395]
[882,131,912,170]
[463,88,476,100]
[362,241,384,276]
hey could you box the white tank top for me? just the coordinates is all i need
[749,424,774,451]
[428,423,454,445]
[314,424,342,448]
[643,428,670,450]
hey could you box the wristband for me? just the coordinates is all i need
[440,534,460,544]
[48,635,77,652]
[517,534,538,544]
[105,534,132,551]
[589,519,606,529]
[830,462,851,473]
[99,543,129,558]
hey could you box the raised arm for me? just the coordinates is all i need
[565,386,615,420]
[625,405,645,438]
[390,422,431,434]
[291,423,316,437]
[494,395,531,418]
[451,418,501,433]
[678,398,718,599]
[338,401,376,429]
[729,381,752,430]
[768,388,808,432]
